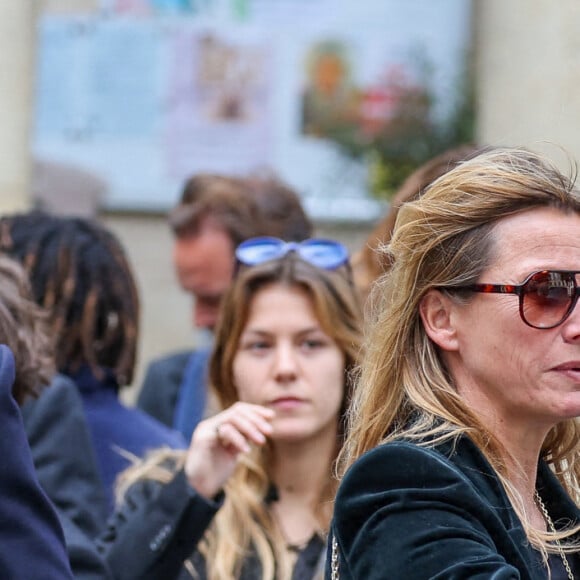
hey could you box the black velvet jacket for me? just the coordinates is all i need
[328,435,580,579]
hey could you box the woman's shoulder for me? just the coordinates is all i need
[346,433,499,475]
[344,437,466,474]
[339,440,458,493]
[336,435,509,515]
[331,442,537,579]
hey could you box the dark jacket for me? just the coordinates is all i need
[22,373,112,578]
[22,373,109,537]
[137,348,210,442]
[98,468,325,580]
[329,435,580,579]
[59,514,113,580]
[172,348,211,442]
[68,366,187,512]
[137,350,192,428]
[0,344,74,579]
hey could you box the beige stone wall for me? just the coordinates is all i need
[0,4,35,213]
[475,0,580,164]
[102,214,193,402]
[39,0,98,13]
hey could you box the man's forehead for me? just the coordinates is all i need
[176,227,233,256]
[174,238,234,289]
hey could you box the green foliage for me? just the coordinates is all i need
[326,53,476,200]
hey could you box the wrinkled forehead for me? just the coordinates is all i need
[480,207,580,282]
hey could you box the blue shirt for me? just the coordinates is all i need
[68,366,186,512]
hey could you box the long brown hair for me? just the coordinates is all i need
[211,254,361,430]
[203,254,362,579]
[118,252,362,579]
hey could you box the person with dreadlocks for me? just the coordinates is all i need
[0,211,186,514]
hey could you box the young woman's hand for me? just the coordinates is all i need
[184,402,275,499]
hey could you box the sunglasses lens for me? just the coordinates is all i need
[522,271,576,328]
[235,237,284,265]
[236,237,349,270]
[298,239,349,269]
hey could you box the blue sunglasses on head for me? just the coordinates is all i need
[235,236,350,270]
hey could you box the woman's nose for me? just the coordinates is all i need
[273,344,298,381]
[561,296,580,343]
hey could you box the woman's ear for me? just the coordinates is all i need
[419,289,459,352]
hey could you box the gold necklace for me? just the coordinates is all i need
[534,490,574,580]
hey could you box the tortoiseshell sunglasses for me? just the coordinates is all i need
[445,270,580,329]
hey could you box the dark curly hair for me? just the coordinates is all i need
[0,211,139,387]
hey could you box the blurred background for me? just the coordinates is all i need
[2,0,580,400]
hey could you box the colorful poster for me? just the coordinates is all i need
[164,28,273,179]
[34,0,472,220]
[102,0,197,15]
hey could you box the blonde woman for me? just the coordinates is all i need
[330,148,580,579]
[99,237,362,580]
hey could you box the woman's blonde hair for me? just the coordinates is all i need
[341,147,580,555]
[118,252,362,579]
[351,143,484,303]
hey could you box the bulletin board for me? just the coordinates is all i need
[33,0,472,221]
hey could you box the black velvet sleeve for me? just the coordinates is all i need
[329,442,531,579]
[98,468,223,580]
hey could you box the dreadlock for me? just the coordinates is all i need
[0,211,139,386]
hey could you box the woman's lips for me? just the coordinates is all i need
[269,397,305,410]
[552,362,580,382]
[553,361,580,371]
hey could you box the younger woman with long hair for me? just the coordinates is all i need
[99,237,362,580]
